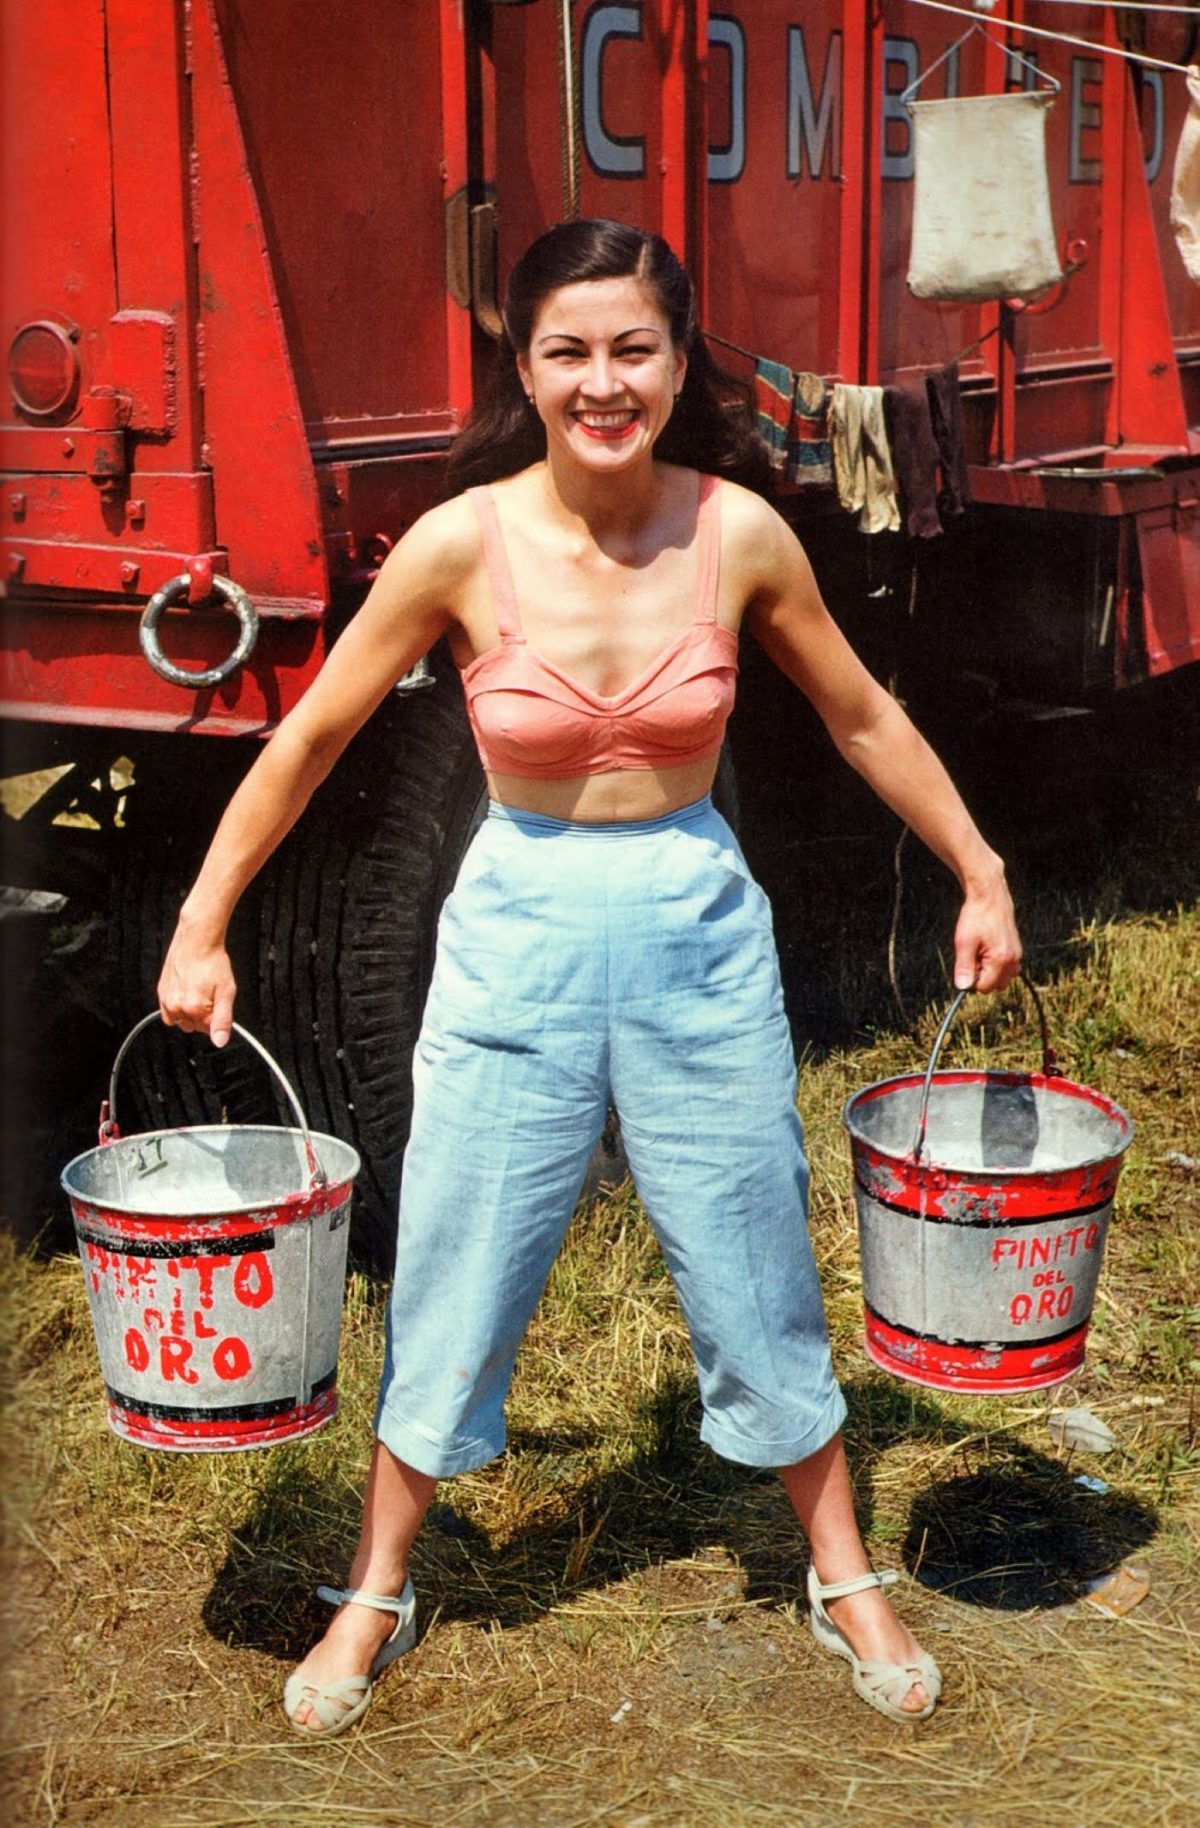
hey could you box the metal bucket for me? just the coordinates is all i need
[61,1016,361,1451]
[843,983,1134,1394]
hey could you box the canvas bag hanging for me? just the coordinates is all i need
[904,31,1063,303]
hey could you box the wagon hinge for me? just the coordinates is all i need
[445,188,502,339]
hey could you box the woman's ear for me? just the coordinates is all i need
[672,348,688,398]
[516,350,534,403]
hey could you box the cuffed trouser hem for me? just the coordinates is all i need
[699,1384,848,1470]
[374,1404,504,1480]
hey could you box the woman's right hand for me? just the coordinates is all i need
[158,917,237,1048]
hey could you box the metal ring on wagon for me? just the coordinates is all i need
[139,572,259,689]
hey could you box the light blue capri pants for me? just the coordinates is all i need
[374,796,847,1476]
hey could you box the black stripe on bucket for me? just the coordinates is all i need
[75,1224,277,1259]
[853,1176,1113,1228]
[104,1366,336,1424]
[863,1299,1091,1353]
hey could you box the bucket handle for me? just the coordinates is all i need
[912,974,1058,1164]
[100,1013,328,1190]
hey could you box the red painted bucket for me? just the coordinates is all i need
[61,1016,360,1451]
[843,983,1134,1393]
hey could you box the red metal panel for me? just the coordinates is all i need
[1112,77,1188,452]
[1,604,325,737]
[440,0,474,427]
[105,0,202,468]
[1,0,116,414]
[188,0,327,607]
[1138,504,1200,678]
[703,2,852,378]
[211,0,457,447]
[656,0,689,258]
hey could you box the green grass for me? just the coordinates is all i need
[3,887,1199,1827]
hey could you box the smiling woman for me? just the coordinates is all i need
[157,218,1020,1740]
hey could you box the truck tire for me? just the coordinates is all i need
[259,674,485,1271]
[111,744,278,1136]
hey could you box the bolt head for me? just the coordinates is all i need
[119,561,140,586]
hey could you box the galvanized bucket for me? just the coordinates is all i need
[61,1015,361,1451]
[843,982,1134,1393]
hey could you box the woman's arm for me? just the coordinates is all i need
[158,504,469,1043]
[734,493,1021,993]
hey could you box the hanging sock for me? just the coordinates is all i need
[925,363,971,522]
[885,379,943,539]
[831,385,900,535]
[1171,66,1200,285]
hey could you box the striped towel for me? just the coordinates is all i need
[754,360,833,486]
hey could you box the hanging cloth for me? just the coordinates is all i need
[830,385,901,535]
[754,360,834,487]
[885,379,943,539]
[885,363,971,540]
[903,28,1063,302]
[1171,66,1200,285]
[926,363,971,522]
[786,370,833,487]
[754,359,795,471]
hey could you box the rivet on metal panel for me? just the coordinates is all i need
[128,498,147,529]
[62,438,75,457]
[120,562,141,588]
[8,552,26,582]
[10,493,26,520]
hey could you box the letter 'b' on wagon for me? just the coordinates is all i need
[843,982,1133,1393]
[61,1017,361,1451]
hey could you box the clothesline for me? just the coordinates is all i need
[906,0,1195,76]
[1027,1,1198,13]
[706,317,1002,376]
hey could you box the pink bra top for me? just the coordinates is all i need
[461,474,738,780]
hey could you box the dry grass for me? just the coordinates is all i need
[2,888,1198,1827]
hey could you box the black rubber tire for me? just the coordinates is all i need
[110,743,279,1135]
[259,674,485,1272]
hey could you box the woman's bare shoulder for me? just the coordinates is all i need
[372,494,486,612]
[713,479,804,584]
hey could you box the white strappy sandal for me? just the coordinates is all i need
[807,1567,942,1723]
[283,1580,418,1738]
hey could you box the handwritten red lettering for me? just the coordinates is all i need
[233,1252,273,1310]
[160,1336,199,1384]
[993,1226,1104,1273]
[212,1336,252,1381]
[124,1326,150,1372]
[125,1257,156,1296]
[193,1309,219,1339]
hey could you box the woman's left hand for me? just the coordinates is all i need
[952,868,1022,994]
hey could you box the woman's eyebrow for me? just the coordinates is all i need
[534,325,664,348]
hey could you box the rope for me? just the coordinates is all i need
[1014,1,1198,13]
[905,0,1196,76]
[702,328,762,365]
[558,0,582,219]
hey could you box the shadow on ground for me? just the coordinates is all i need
[200,1370,1157,1661]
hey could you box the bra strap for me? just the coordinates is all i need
[694,474,722,625]
[468,487,525,640]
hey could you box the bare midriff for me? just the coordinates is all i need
[485,755,721,823]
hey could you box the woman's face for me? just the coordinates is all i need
[517,276,687,476]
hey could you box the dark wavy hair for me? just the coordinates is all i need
[445,219,771,497]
